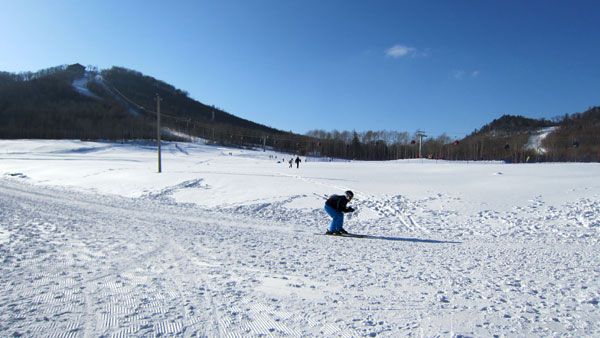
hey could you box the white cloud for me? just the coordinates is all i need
[385,44,417,58]
[452,70,466,79]
[451,69,480,80]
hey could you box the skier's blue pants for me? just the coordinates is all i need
[325,204,343,232]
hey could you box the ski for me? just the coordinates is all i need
[315,232,367,238]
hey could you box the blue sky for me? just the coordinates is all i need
[1,0,599,138]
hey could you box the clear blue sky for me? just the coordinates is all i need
[1,0,599,139]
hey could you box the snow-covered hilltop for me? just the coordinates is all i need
[1,140,599,337]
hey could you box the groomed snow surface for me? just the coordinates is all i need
[1,140,599,337]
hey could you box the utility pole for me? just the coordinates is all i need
[211,110,215,142]
[186,118,191,142]
[416,130,427,159]
[156,94,162,173]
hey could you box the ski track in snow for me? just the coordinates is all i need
[1,140,600,337]
[1,176,600,337]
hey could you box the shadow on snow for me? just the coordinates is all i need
[350,234,461,244]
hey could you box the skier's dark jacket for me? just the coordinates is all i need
[325,195,353,213]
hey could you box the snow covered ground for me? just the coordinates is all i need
[1,139,599,337]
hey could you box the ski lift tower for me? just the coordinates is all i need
[416,130,427,159]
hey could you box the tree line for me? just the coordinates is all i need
[1,64,598,162]
[304,129,453,160]
[303,107,599,162]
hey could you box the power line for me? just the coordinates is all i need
[102,79,598,152]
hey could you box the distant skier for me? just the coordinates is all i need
[289,158,293,168]
[295,156,301,168]
[324,190,355,235]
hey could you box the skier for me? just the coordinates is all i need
[295,156,302,168]
[324,190,355,235]
[289,158,293,168]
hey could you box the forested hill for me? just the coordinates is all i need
[305,107,599,162]
[478,115,556,134]
[0,64,305,152]
[453,107,600,162]
[100,66,284,137]
[1,63,598,161]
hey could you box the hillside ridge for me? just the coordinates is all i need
[1,63,598,161]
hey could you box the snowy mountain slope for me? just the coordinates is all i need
[1,140,599,337]
[524,127,559,155]
[72,71,145,118]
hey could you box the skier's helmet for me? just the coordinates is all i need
[345,190,354,200]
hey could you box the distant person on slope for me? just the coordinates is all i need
[324,190,355,235]
[295,156,302,168]
[289,158,293,168]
